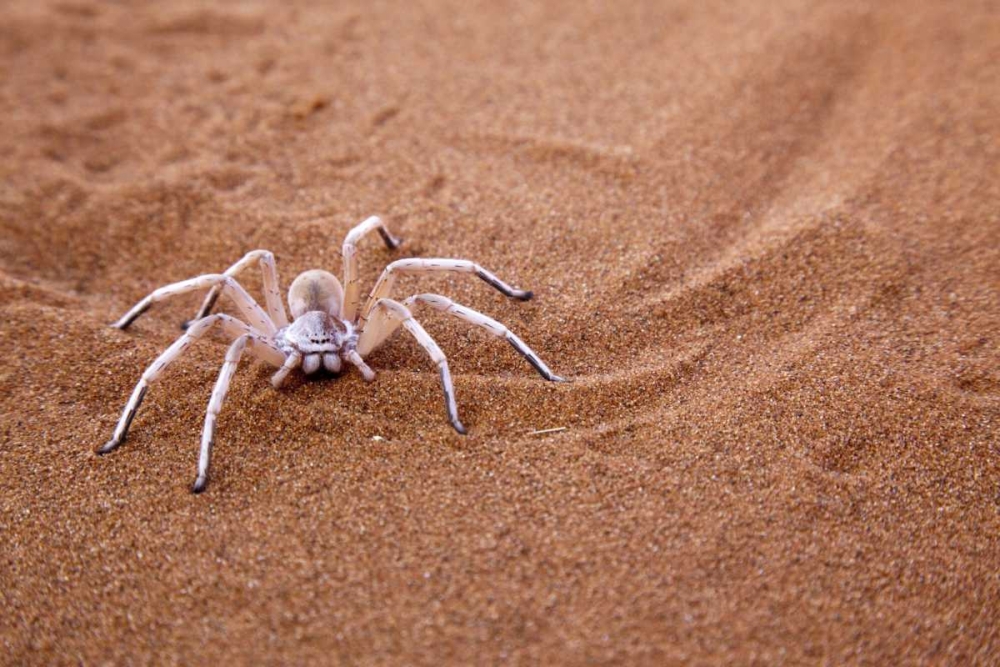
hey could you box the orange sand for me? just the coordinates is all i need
[1,0,998,664]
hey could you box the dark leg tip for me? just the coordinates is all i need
[378,227,403,250]
[191,476,208,494]
[180,320,192,331]
[96,439,120,455]
[451,421,468,435]
[549,374,570,383]
[516,290,534,302]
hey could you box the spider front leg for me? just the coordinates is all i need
[113,274,276,336]
[193,334,275,493]
[360,259,532,324]
[185,250,290,330]
[340,215,402,323]
[344,350,376,381]
[270,351,302,388]
[359,299,466,434]
[98,314,285,455]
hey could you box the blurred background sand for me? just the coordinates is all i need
[1,0,998,663]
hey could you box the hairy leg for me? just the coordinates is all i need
[355,299,400,357]
[360,259,532,323]
[344,349,375,381]
[192,334,263,493]
[402,293,566,381]
[98,314,285,454]
[270,351,302,388]
[112,274,276,336]
[359,299,466,433]
[187,250,289,329]
[340,215,402,323]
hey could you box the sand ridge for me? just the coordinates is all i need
[1,0,998,664]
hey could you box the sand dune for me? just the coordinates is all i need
[1,0,998,663]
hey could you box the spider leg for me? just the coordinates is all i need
[359,299,466,434]
[344,349,375,381]
[185,250,289,330]
[98,314,285,456]
[192,333,264,493]
[356,302,396,355]
[360,259,532,324]
[270,350,302,388]
[398,294,567,382]
[112,274,276,336]
[341,215,402,323]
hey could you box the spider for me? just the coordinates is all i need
[97,216,566,492]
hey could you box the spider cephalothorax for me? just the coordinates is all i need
[98,217,565,492]
[280,270,356,376]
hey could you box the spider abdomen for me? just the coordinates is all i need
[288,269,345,319]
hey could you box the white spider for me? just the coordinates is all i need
[97,216,566,492]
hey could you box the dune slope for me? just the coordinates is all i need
[1,1,998,664]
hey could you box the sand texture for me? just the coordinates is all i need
[1,0,998,664]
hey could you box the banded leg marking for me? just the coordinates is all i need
[113,274,276,336]
[98,315,284,455]
[341,216,402,323]
[188,250,289,329]
[345,350,375,381]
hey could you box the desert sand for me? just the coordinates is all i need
[1,0,998,664]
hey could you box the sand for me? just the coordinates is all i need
[1,0,998,664]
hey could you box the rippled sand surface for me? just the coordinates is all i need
[1,1,997,663]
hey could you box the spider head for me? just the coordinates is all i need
[288,269,345,319]
[284,309,351,377]
[286,310,347,347]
